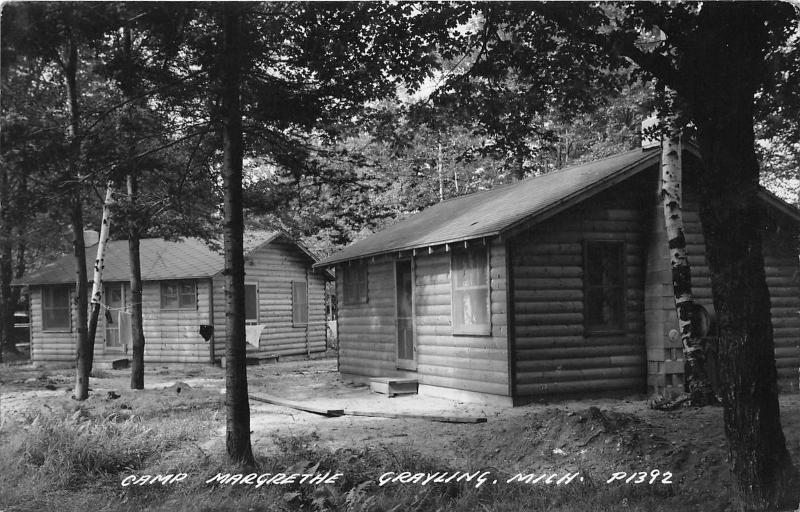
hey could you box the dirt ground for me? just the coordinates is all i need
[2,356,800,507]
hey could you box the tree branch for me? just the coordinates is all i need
[82,70,206,135]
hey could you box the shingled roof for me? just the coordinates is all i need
[317,147,663,267]
[16,231,307,286]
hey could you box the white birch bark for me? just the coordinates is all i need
[661,136,714,404]
[85,182,114,372]
[89,183,114,308]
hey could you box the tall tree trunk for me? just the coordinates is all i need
[660,137,715,405]
[71,202,89,400]
[12,177,27,349]
[128,174,145,389]
[86,183,114,374]
[679,6,799,509]
[0,165,12,361]
[63,28,90,401]
[220,4,255,468]
[695,96,798,512]
[117,21,147,389]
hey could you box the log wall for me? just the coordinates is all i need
[30,286,78,362]
[30,280,213,364]
[646,191,800,393]
[212,240,327,359]
[29,240,327,365]
[336,257,396,376]
[337,238,510,396]
[510,174,652,398]
[137,279,212,363]
[762,223,800,391]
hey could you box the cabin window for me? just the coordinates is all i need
[342,262,368,305]
[584,241,625,334]
[292,281,308,326]
[160,280,197,310]
[245,284,259,324]
[451,245,491,335]
[42,286,71,330]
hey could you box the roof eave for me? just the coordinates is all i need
[314,230,503,269]
[757,188,800,224]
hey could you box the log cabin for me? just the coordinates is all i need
[316,146,800,405]
[16,231,330,367]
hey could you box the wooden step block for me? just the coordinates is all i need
[369,377,418,397]
[220,355,277,368]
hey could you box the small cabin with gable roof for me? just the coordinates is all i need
[316,146,800,405]
[16,231,330,367]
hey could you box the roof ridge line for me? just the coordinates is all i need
[430,147,652,208]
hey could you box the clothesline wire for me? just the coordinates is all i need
[96,301,139,314]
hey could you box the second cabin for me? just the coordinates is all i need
[17,231,330,367]
[316,146,800,405]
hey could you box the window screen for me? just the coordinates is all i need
[245,284,258,324]
[42,286,71,330]
[292,281,308,326]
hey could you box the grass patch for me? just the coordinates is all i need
[0,407,214,509]
[121,434,709,512]
[1,416,731,512]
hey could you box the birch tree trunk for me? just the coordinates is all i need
[86,183,114,374]
[437,141,444,202]
[220,4,255,468]
[660,137,715,406]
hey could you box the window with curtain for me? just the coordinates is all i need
[451,245,490,335]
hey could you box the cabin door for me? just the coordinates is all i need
[395,260,417,370]
[104,283,130,352]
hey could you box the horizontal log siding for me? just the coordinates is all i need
[510,176,651,398]
[29,241,325,366]
[31,285,136,364]
[30,286,78,363]
[212,241,327,359]
[337,240,510,396]
[648,190,800,392]
[212,276,226,360]
[138,280,212,363]
[337,258,397,376]
[762,224,800,391]
[413,240,509,395]
[31,280,212,364]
